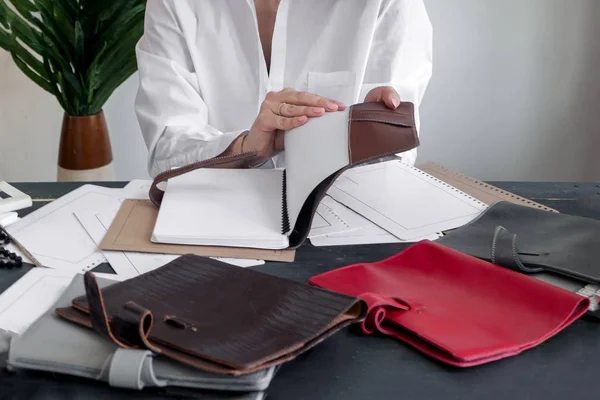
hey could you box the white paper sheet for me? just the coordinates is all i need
[75,208,265,279]
[309,212,328,230]
[328,161,488,240]
[5,185,146,273]
[284,109,350,233]
[122,179,153,198]
[0,269,119,336]
[309,196,360,238]
[309,196,441,246]
[152,168,288,249]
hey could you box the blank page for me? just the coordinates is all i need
[152,168,288,249]
[284,109,350,234]
[327,161,488,240]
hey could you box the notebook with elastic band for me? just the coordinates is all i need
[55,254,367,375]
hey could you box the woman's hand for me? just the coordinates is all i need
[238,88,346,161]
[364,86,401,110]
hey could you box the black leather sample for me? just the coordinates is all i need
[436,201,600,283]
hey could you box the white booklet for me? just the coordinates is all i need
[327,161,488,240]
[151,102,418,250]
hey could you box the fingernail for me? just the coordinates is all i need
[326,103,338,111]
[313,107,325,113]
[392,98,399,109]
[297,116,308,123]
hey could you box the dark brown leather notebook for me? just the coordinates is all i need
[147,101,420,250]
[55,255,366,375]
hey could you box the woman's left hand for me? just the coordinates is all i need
[364,86,401,110]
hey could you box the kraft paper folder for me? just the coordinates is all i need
[99,199,295,262]
[417,162,558,213]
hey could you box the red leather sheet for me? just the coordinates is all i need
[309,240,589,367]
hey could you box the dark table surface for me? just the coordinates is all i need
[1,181,600,400]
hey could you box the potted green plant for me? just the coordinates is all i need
[0,0,146,181]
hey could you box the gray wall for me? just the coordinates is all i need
[418,0,600,181]
[0,0,599,182]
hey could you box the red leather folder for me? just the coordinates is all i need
[309,241,589,367]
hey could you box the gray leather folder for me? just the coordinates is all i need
[437,200,600,283]
[5,274,275,397]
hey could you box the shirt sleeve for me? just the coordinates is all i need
[359,0,433,166]
[134,0,246,178]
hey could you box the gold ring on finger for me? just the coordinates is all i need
[278,102,286,116]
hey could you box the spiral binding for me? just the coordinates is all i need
[428,164,557,213]
[281,170,290,234]
[408,165,489,209]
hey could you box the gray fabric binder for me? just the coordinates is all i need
[5,274,275,396]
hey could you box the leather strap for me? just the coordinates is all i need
[491,226,543,273]
[83,272,159,352]
[359,292,410,336]
[108,349,167,390]
[149,151,260,207]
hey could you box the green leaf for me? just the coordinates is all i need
[89,57,137,114]
[7,0,39,15]
[0,0,148,116]
[0,30,13,51]
[51,0,77,24]
[9,39,47,79]
[8,17,45,54]
[55,70,74,115]
[73,19,84,71]
[11,50,55,95]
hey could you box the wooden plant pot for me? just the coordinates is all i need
[57,111,115,182]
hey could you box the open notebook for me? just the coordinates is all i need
[149,102,420,250]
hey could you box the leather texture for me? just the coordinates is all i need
[436,201,600,283]
[55,255,366,375]
[348,101,418,165]
[309,240,589,367]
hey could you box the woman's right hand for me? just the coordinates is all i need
[241,88,346,161]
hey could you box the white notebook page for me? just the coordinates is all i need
[328,161,488,240]
[284,108,350,233]
[152,168,288,249]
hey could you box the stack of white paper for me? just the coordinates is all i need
[4,183,148,273]
[326,161,488,241]
[308,196,441,247]
[4,181,264,280]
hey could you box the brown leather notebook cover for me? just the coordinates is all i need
[148,102,420,250]
[99,199,296,263]
[55,255,366,375]
[417,162,558,213]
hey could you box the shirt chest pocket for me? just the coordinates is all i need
[307,71,358,105]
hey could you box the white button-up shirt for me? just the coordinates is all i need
[135,0,433,178]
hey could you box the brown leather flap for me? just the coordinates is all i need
[149,152,260,207]
[348,101,418,165]
[55,255,366,375]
